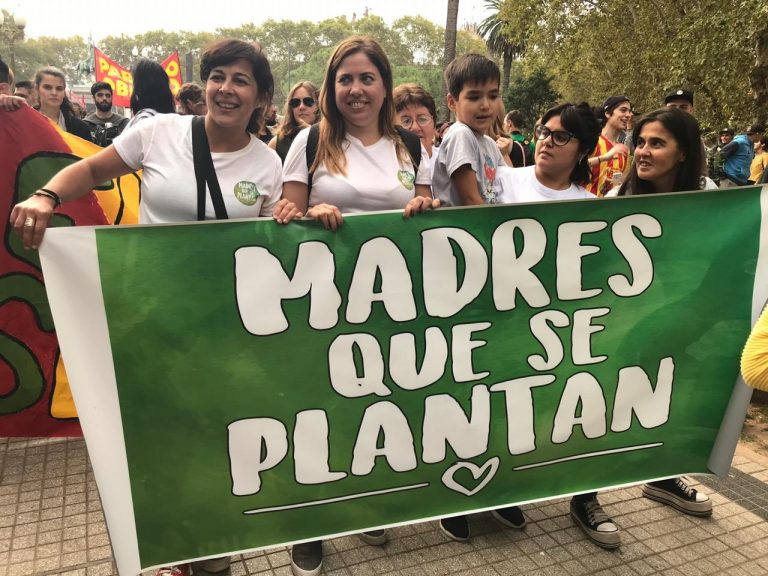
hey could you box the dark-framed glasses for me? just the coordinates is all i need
[400,114,433,129]
[534,124,576,146]
[289,97,316,108]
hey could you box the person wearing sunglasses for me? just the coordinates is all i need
[496,102,600,204]
[269,81,320,163]
[394,83,437,159]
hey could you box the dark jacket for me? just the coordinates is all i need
[65,115,95,143]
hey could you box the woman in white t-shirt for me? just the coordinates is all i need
[496,102,601,204]
[11,38,282,249]
[274,36,436,230]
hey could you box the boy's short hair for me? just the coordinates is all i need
[444,54,500,98]
[0,57,12,86]
[15,79,33,90]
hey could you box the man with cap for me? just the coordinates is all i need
[587,95,632,196]
[720,123,764,187]
[664,89,695,114]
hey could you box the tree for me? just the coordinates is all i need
[503,65,559,129]
[477,0,526,94]
[441,0,460,120]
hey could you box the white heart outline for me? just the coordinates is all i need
[441,457,500,496]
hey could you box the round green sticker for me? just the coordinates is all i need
[234,181,261,206]
[397,170,415,191]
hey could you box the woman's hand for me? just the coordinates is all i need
[403,196,440,219]
[10,194,57,250]
[612,143,629,159]
[306,203,343,231]
[0,94,26,112]
[272,198,304,224]
[496,136,512,156]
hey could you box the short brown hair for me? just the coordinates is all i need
[200,38,274,134]
[393,83,437,122]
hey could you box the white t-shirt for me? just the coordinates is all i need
[282,127,431,214]
[114,114,283,224]
[496,165,593,203]
[431,121,506,207]
[604,176,719,197]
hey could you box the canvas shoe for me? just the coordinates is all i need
[439,514,470,542]
[643,477,712,516]
[290,540,323,576]
[155,566,190,576]
[570,496,621,549]
[358,529,389,545]
[491,505,527,529]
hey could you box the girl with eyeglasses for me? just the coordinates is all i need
[269,80,320,163]
[393,83,437,158]
[496,102,600,203]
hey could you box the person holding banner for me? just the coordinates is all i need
[10,36,282,575]
[33,66,93,142]
[269,80,320,163]
[611,107,714,516]
[274,34,435,576]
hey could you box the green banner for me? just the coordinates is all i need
[41,187,764,572]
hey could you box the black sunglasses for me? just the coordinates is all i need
[289,97,316,108]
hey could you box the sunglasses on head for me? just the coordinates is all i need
[289,97,316,108]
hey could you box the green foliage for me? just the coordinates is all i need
[504,66,560,129]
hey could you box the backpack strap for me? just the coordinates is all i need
[305,124,320,195]
[395,125,422,171]
[192,116,229,221]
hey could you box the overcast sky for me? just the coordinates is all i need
[7,1,490,43]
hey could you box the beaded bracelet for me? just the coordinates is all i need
[31,188,62,208]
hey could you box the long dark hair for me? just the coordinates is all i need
[130,59,175,116]
[539,102,601,186]
[618,108,703,196]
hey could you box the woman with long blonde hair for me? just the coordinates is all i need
[269,80,319,163]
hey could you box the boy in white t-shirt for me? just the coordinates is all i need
[431,54,506,207]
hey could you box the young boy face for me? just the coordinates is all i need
[447,79,500,135]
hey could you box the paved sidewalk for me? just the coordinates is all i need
[1,437,768,576]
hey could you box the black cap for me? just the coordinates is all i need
[720,127,734,136]
[664,89,694,106]
[747,123,766,134]
[602,95,630,111]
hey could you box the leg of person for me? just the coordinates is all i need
[439,514,470,542]
[491,505,527,529]
[290,540,323,576]
[570,491,621,549]
[359,529,388,545]
[191,556,231,575]
[642,477,712,516]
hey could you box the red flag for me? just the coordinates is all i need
[162,51,183,96]
[94,46,133,108]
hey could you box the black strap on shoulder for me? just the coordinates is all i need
[395,125,422,172]
[192,116,228,221]
[305,123,321,195]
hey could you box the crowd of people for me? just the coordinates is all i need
[3,31,768,576]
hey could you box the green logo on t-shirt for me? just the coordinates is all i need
[397,170,415,191]
[234,181,260,206]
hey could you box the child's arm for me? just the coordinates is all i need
[451,164,485,205]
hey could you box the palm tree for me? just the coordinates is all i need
[477,0,525,94]
[441,0,460,121]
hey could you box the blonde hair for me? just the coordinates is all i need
[313,35,408,176]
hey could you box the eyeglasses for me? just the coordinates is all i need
[400,115,433,129]
[534,124,576,146]
[289,97,316,108]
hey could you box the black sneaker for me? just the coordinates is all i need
[569,496,620,549]
[439,515,470,542]
[491,506,526,529]
[643,477,712,517]
[290,540,323,576]
[358,529,388,545]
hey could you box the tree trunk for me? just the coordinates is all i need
[441,0,460,121]
[502,47,512,95]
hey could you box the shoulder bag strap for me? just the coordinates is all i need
[192,116,229,221]
[305,123,321,195]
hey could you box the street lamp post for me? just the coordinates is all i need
[0,11,27,74]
